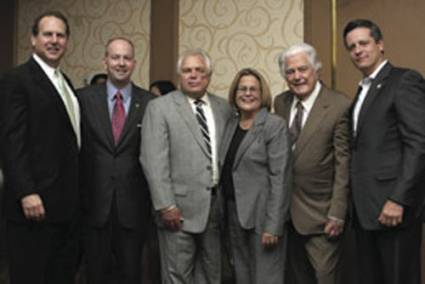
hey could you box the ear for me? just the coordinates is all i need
[102,57,107,70]
[30,35,36,48]
[377,40,384,54]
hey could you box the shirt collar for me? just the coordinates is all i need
[107,80,132,102]
[358,60,388,86]
[32,53,57,78]
[187,92,210,106]
[293,81,321,111]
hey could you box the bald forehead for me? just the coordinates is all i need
[105,39,135,57]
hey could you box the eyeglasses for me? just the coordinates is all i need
[237,86,259,93]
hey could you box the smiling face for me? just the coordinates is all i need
[103,39,136,88]
[235,75,262,115]
[31,16,68,68]
[284,52,318,100]
[345,27,385,76]
[179,55,211,99]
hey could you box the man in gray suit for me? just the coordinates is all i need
[141,49,230,284]
[274,43,351,284]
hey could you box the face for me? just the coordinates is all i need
[235,75,262,114]
[284,52,318,100]
[31,16,68,68]
[103,39,136,88]
[345,27,384,76]
[179,55,210,99]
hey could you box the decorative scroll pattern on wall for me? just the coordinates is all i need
[16,0,150,89]
[179,0,303,98]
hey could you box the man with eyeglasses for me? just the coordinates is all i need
[274,43,351,284]
[140,49,230,283]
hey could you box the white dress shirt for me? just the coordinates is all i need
[187,93,219,185]
[352,60,388,133]
[289,81,322,129]
[32,53,81,147]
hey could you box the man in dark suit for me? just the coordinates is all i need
[141,49,230,283]
[0,11,80,284]
[78,37,153,284]
[343,19,425,284]
[274,43,351,284]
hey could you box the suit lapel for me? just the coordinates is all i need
[92,85,115,149]
[356,63,392,135]
[294,88,330,158]
[29,58,75,133]
[232,108,268,169]
[219,114,238,166]
[174,91,210,156]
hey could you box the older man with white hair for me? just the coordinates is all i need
[274,43,352,284]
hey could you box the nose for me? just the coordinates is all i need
[293,70,302,80]
[353,44,362,55]
[51,34,58,43]
[118,57,125,65]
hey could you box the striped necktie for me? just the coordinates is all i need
[194,99,212,160]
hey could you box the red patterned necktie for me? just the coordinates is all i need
[112,92,125,144]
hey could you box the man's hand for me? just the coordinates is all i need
[324,218,344,238]
[261,232,279,248]
[378,200,403,227]
[161,206,183,231]
[21,194,45,221]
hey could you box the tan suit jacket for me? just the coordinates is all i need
[274,85,351,235]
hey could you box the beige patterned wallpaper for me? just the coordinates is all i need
[179,0,303,97]
[16,0,151,89]
[16,0,303,93]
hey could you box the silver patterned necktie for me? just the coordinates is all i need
[54,69,78,136]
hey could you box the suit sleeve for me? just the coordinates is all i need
[263,117,292,235]
[390,70,425,207]
[0,72,36,200]
[140,100,175,211]
[328,104,351,221]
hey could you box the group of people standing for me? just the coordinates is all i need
[0,9,425,284]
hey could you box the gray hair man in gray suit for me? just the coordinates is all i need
[274,43,351,284]
[141,49,230,283]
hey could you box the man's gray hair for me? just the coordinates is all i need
[176,48,213,76]
[278,43,322,77]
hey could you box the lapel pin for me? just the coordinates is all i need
[135,103,140,108]
[377,84,382,89]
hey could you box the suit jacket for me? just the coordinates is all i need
[274,85,351,235]
[349,62,425,230]
[219,108,291,236]
[78,83,154,229]
[140,90,230,233]
[0,57,80,223]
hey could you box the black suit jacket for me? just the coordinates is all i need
[78,83,153,229]
[350,62,425,230]
[0,57,80,224]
